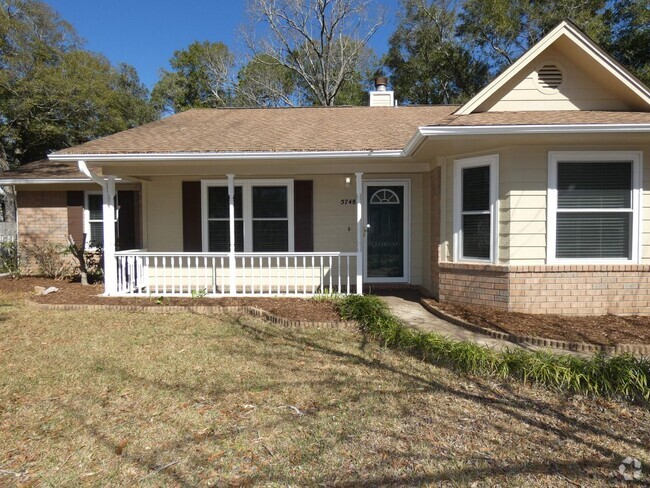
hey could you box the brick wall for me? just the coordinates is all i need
[17,191,69,245]
[439,263,510,308]
[439,262,650,315]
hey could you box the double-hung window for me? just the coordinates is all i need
[86,192,104,248]
[202,180,294,252]
[548,152,642,263]
[454,155,499,262]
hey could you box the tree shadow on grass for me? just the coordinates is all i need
[237,319,648,455]
[43,315,646,487]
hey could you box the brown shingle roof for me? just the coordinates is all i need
[53,106,460,155]
[440,111,650,126]
[0,159,98,180]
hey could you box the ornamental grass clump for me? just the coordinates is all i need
[339,294,650,403]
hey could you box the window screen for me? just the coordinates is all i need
[207,186,243,252]
[461,166,491,260]
[556,162,632,259]
[252,186,288,251]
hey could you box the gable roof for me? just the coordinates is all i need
[456,21,650,115]
[50,106,458,156]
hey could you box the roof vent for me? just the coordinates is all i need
[536,64,563,90]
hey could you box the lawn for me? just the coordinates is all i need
[1,295,649,486]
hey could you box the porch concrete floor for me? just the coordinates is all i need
[377,291,585,355]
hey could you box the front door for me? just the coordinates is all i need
[364,182,409,283]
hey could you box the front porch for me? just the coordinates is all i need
[115,251,360,296]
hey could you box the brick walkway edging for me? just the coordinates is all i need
[420,298,650,356]
[25,300,357,329]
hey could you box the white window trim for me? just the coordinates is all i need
[547,151,643,264]
[453,154,499,264]
[84,191,104,250]
[200,179,295,253]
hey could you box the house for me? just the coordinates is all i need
[2,21,650,315]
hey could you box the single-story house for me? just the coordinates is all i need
[2,21,650,315]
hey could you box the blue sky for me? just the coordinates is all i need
[46,0,401,89]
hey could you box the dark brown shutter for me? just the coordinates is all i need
[66,191,84,246]
[182,181,202,252]
[117,190,136,251]
[294,180,313,252]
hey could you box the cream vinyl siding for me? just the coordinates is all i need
[442,145,650,266]
[141,172,426,285]
[478,47,630,112]
[144,177,184,252]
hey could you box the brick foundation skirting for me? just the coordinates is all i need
[420,298,650,356]
[25,300,356,329]
[439,262,650,316]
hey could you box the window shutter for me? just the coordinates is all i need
[294,180,313,252]
[117,190,136,251]
[66,191,84,246]
[182,181,202,252]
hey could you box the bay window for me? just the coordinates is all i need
[548,152,642,263]
[202,180,294,252]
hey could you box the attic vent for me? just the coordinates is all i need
[537,64,563,90]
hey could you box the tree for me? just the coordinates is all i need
[457,0,610,74]
[605,0,650,86]
[235,54,299,107]
[245,0,385,106]
[151,41,234,114]
[385,0,488,104]
[0,0,157,222]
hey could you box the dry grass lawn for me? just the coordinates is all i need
[1,294,649,486]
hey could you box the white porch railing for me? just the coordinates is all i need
[115,251,360,296]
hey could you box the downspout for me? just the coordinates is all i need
[78,161,118,296]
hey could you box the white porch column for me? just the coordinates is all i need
[355,172,363,295]
[227,174,236,295]
[103,176,117,295]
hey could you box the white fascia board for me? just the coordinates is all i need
[0,178,91,185]
[417,124,650,138]
[0,177,128,185]
[48,149,404,162]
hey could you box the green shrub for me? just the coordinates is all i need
[0,240,20,276]
[339,294,650,403]
[24,241,73,279]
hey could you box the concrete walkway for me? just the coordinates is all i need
[378,292,534,352]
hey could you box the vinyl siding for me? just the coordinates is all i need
[442,144,650,266]
[478,46,630,112]
[142,172,426,285]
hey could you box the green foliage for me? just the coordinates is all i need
[339,294,650,403]
[235,54,298,107]
[604,0,650,86]
[0,0,157,168]
[385,0,489,104]
[152,41,234,114]
[191,288,208,299]
[0,239,19,275]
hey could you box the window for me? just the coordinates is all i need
[201,180,294,252]
[548,152,642,263]
[86,192,104,248]
[454,155,499,262]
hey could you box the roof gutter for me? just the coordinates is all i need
[0,178,93,185]
[417,123,650,138]
[48,149,404,163]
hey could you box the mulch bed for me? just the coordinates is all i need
[426,298,650,346]
[0,277,342,322]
